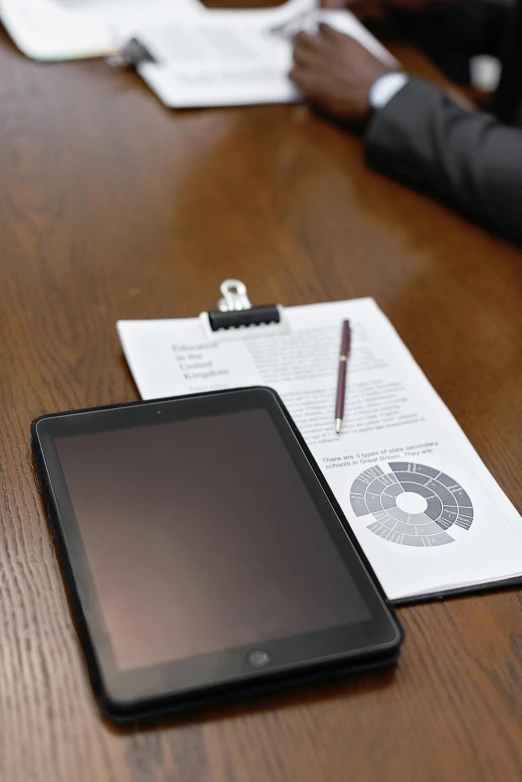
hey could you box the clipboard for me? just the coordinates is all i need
[117,281,522,605]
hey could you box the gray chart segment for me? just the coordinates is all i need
[388,462,440,478]
[367,512,455,547]
[349,461,474,547]
[350,467,403,518]
[393,471,473,512]
[381,483,406,510]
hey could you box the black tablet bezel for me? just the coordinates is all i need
[32,387,402,717]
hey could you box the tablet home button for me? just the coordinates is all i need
[248,650,271,668]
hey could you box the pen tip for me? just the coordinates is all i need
[335,419,342,435]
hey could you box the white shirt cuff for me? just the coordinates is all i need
[369,73,409,110]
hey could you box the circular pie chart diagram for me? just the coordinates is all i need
[349,462,474,547]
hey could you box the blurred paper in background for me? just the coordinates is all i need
[0,0,204,60]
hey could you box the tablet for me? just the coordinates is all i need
[31,387,402,722]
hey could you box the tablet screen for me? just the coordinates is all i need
[54,408,370,671]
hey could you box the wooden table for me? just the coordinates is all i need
[1,7,521,781]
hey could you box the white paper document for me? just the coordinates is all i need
[133,2,397,108]
[0,0,396,109]
[117,297,522,602]
[0,0,204,61]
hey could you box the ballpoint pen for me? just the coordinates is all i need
[335,319,351,435]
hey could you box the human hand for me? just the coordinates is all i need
[290,25,392,126]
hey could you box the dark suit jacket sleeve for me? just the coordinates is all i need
[365,77,522,243]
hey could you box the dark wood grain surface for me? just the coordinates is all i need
[0,6,521,781]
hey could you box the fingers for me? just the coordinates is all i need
[293,26,341,59]
[318,26,372,63]
[289,66,327,104]
[294,30,321,54]
[291,26,366,93]
[289,65,309,90]
[318,23,339,40]
[293,35,320,67]
[292,47,315,68]
[294,25,356,53]
[292,30,326,69]
[291,27,342,88]
[318,23,356,45]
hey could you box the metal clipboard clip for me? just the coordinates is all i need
[106,38,156,68]
[199,279,290,343]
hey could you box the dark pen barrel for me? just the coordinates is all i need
[335,360,347,418]
[340,319,351,359]
[335,320,351,433]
